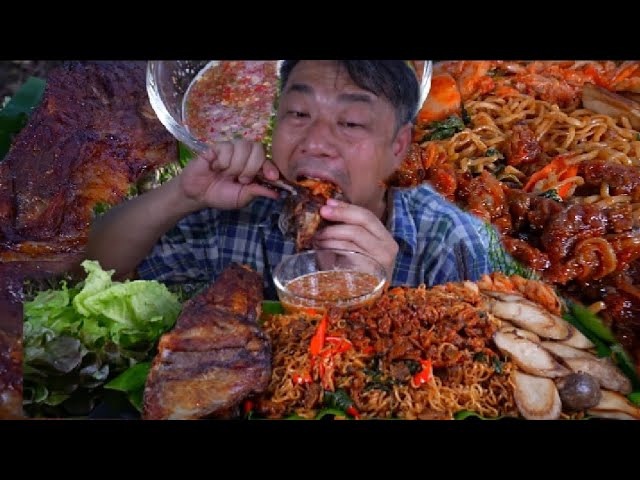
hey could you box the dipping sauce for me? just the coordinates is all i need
[280,270,382,313]
[183,61,278,143]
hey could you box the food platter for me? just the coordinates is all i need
[3,60,640,420]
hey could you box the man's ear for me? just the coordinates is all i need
[391,123,413,170]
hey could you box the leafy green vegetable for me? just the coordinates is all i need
[483,222,537,279]
[23,260,181,417]
[92,202,112,217]
[0,76,46,161]
[568,302,616,343]
[461,104,472,126]
[104,362,151,412]
[454,410,509,420]
[178,142,195,168]
[136,142,194,193]
[284,413,307,420]
[562,309,611,357]
[492,357,504,374]
[262,300,285,315]
[315,408,349,420]
[636,133,640,141]
[563,301,640,389]
[473,352,487,363]
[421,115,466,141]
[263,79,280,160]
[405,359,421,375]
[540,189,563,202]
[611,345,640,391]
[628,392,640,406]
[323,389,355,412]
[485,148,499,157]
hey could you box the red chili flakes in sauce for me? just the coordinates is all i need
[286,271,380,303]
[184,61,278,143]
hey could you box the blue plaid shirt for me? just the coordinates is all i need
[138,184,499,298]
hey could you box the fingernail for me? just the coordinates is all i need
[326,198,339,207]
[321,206,333,216]
[238,176,251,184]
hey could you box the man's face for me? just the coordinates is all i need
[271,61,411,213]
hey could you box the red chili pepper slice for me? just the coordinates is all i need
[309,313,328,356]
[411,359,433,386]
[346,406,361,419]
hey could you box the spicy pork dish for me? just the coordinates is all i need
[142,264,638,420]
[391,61,640,378]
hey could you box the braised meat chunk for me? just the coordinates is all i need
[283,178,344,251]
[143,264,271,420]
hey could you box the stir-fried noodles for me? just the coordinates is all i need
[256,282,518,419]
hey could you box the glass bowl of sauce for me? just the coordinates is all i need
[146,60,432,155]
[146,60,280,154]
[273,249,388,313]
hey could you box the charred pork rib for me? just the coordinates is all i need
[281,178,344,251]
[0,61,177,262]
[143,264,271,420]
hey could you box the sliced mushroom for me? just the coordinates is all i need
[582,83,640,130]
[513,370,562,420]
[541,342,594,360]
[483,291,570,340]
[563,357,632,395]
[501,326,541,343]
[620,91,640,103]
[587,390,640,420]
[556,373,602,410]
[556,325,595,350]
[481,290,525,303]
[493,331,571,378]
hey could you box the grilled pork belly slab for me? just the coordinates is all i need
[143,264,271,420]
[0,61,177,262]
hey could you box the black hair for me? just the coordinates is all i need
[279,60,420,130]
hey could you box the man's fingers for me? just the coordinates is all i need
[314,224,368,244]
[319,200,388,240]
[225,140,254,178]
[238,142,266,184]
[237,183,280,205]
[208,143,232,171]
[313,238,361,253]
[261,160,280,181]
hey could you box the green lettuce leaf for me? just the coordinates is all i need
[23,260,181,417]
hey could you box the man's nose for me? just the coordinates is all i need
[300,117,338,157]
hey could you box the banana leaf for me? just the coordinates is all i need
[0,76,46,161]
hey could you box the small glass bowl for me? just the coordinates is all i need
[273,249,388,313]
[146,60,280,154]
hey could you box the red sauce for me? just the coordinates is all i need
[183,61,278,143]
[281,271,382,312]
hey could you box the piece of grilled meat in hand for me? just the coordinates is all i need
[143,264,271,420]
[282,178,344,251]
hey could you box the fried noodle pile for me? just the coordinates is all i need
[256,282,518,419]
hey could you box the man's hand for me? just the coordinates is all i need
[313,198,399,280]
[179,140,280,211]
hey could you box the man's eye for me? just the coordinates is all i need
[340,121,363,129]
[288,110,309,118]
